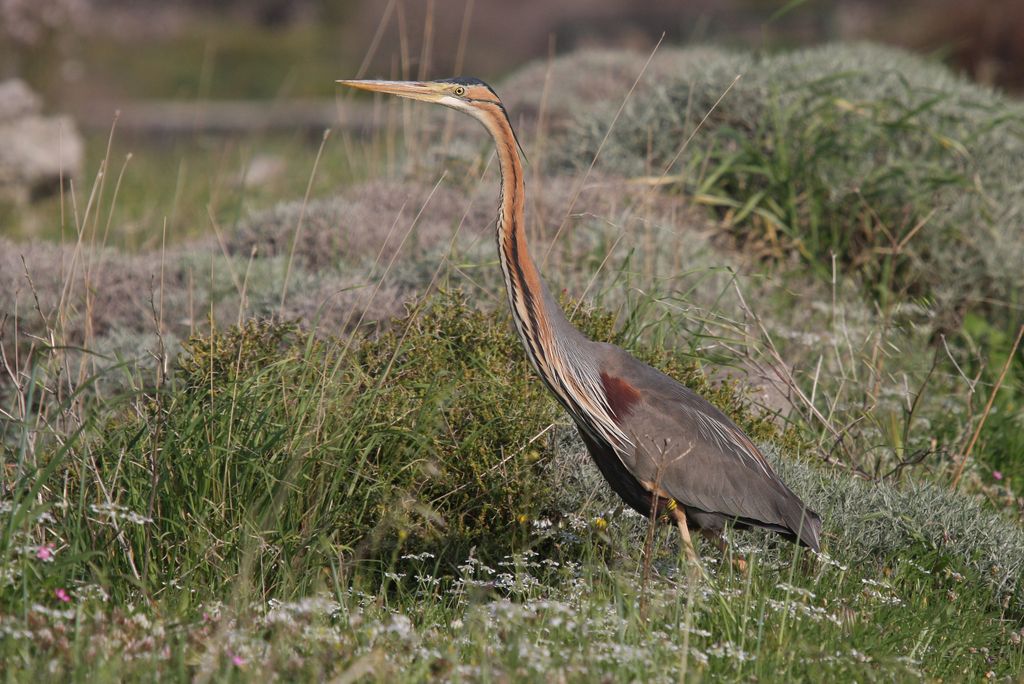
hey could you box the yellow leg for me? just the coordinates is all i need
[674,510,705,580]
[676,517,697,562]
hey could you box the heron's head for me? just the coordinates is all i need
[337,77,502,116]
[337,76,524,160]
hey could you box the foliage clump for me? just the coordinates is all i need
[558,44,1024,319]
[56,290,791,601]
[770,448,1024,613]
[177,318,302,394]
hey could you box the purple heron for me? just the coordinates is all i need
[337,77,821,568]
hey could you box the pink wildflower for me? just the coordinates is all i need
[36,544,55,561]
[993,470,1003,481]
[231,654,245,667]
[55,588,71,603]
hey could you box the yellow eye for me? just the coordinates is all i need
[454,86,466,96]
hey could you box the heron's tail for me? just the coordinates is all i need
[770,479,823,551]
[792,506,822,551]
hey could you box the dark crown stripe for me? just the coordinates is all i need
[437,76,489,87]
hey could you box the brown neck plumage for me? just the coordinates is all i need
[477,104,557,381]
[476,104,628,452]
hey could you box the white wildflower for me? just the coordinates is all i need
[400,551,435,561]
[776,582,816,600]
[386,614,415,640]
[88,503,152,526]
[707,641,753,662]
[30,604,75,620]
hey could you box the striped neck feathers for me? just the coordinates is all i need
[477,105,629,450]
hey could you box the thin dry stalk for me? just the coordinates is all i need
[639,445,669,623]
[0,314,25,426]
[279,128,332,314]
[634,75,742,190]
[525,34,556,250]
[732,282,840,440]
[416,0,434,82]
[206,207,242,295]
[572,233,624,317]
[319,170,450,426]
[100,152,132,249]
[678,567,699,684]
[353,0,397,80]
[541,33,666,268]
[237,246,258,327]
[439,0,476,148]
[558,70,739,331]
[730,281,871,477]
[950,323,1024,490]
[639,492,658,622]
[87,448,143,583]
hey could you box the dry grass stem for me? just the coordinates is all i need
[951,323,1024,489]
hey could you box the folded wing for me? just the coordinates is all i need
[599,347,821,549]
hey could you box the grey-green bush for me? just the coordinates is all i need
[550,44,1024,320]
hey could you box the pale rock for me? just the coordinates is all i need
[0,79,83,203]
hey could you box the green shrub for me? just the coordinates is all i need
[4,290,789,605]
[559,44,1024,318]
[98,294,560,598]
[4,295,1023,681]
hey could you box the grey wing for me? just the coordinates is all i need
[618,377,821,550]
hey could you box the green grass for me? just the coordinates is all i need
[2,130,375,250]
[0,292,784,606]
[22,19,352,104]
[2,291,1023,680]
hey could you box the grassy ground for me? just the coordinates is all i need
[19,17,353,106]
[1,129,375,250]
[2,44,1023,681]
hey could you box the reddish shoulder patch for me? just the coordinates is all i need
[600,372,641,421]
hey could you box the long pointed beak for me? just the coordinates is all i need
[336,79,442,103]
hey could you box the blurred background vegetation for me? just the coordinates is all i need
[4,0,1024,246]
[1,0,1021,241]
[6,0,1024,105]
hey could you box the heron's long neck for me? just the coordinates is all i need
[486,115,568,386]
[483,112,626,451]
